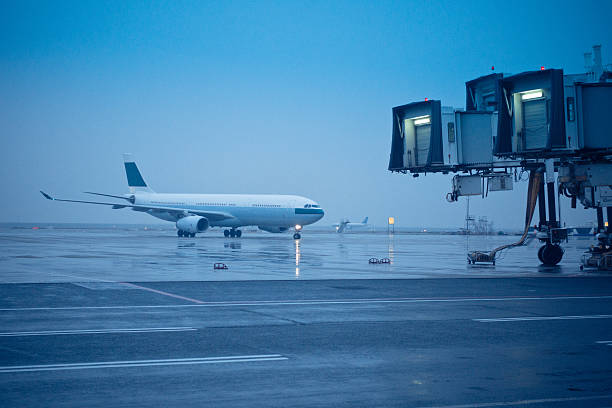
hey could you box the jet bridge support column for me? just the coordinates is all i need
[597,207,605,233]
[536,160,564,266]
[538,182,547,229]
[545,160,558,228]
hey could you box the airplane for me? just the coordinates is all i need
[40,154,324,239]
[335,217,369,233]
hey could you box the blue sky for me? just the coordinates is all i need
[1,0,611,228]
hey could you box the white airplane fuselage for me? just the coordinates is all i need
[133,193,324,229]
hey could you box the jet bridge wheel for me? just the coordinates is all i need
[539,244,564,266]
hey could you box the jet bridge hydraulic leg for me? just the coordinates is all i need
[536,161,566,266]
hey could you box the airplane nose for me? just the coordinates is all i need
[318,209,325,219]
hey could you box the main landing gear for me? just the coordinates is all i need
[177,230,196,238]
[293,233,301,240]
[223,228,242,238]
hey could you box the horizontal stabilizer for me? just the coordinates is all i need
[84,192,134,203]
[40,191,53,200]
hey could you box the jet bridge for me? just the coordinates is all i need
[388,44,612,267]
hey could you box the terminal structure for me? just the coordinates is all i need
[388,45,612,268]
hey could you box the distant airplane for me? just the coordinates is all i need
[41,154,324,239]
[335,217,369,233]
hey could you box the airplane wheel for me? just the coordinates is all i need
[541,244,564,266]
[224,229,230,238]
[230,229,236,238]
[177,230,184,237]
[190,233,196,238]
[537,245,545,263]
[293,233,301,240]
[236,230,242,238]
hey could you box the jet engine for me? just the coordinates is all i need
[176,216,209,233]
[258,226,289,233]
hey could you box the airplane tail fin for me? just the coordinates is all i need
[123,154,154,193]
[362,217,368,224]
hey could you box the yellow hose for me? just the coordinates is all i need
[469,169,542,261]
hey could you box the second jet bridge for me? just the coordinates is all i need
[389,101,506,174]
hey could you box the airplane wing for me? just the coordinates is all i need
[40,191,235,222]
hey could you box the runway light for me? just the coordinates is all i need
[413,116,431,126]
[606,221,609,228]
[521,90,543,101]
[388,217,395,225]
[295,224,302,231]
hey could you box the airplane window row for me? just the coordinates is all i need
[152,201,186,205]
[197,203,236,207]
[252,204,281,207]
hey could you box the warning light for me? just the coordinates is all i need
[491,65,495,71]
[425,97,429,101]
[388,217,395,225]
[606,221,609,228]
[540,66,545,71]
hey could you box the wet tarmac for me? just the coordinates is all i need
[1,226,611,407]
[0,226,601,282]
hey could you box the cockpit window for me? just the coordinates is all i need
[311,204,319,208]
[304,204,319,208]
[304,204,310,208]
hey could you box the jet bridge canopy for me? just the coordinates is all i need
[389,100,444,172]
[496,69,567,157]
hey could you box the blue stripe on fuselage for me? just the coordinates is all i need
[295,208,324,215]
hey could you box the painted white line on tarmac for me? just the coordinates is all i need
[415,394,612,407]
[474,314,612,323]
[0,354,288,373]
[2,295,612,312]
[0,327,196,337]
